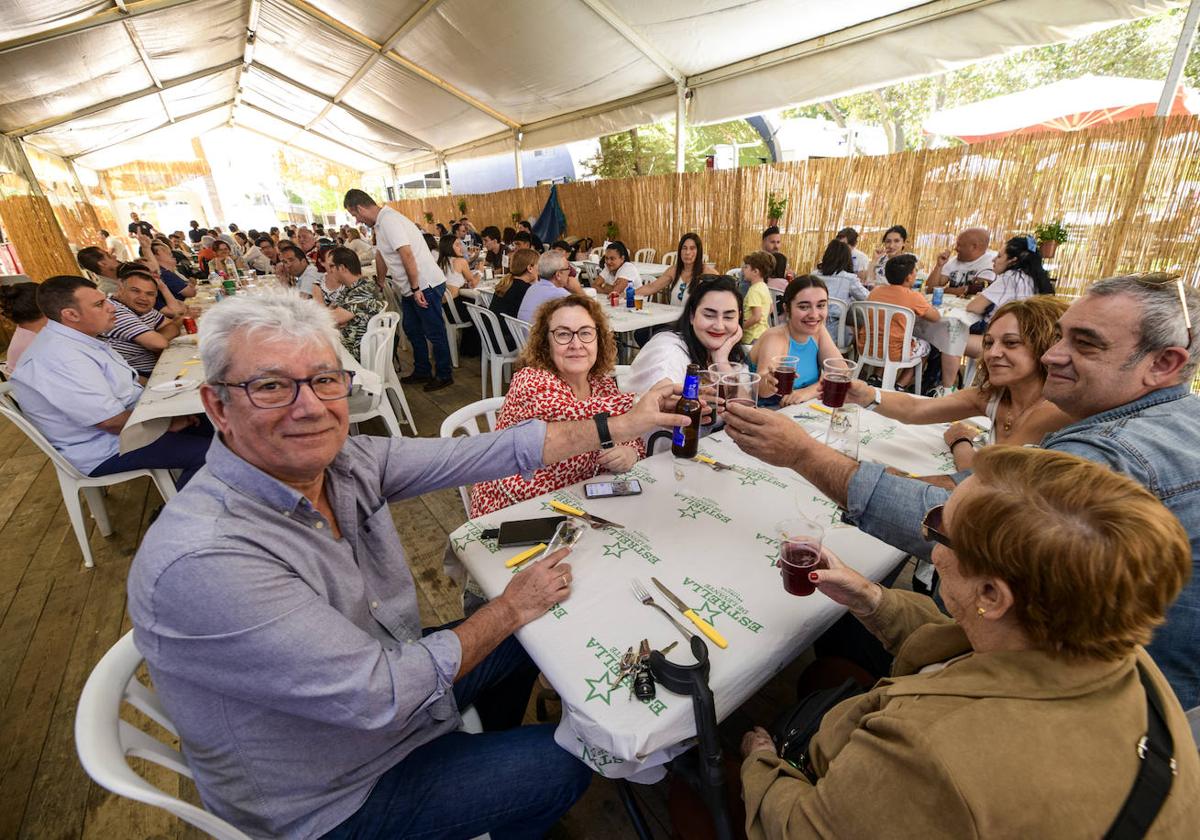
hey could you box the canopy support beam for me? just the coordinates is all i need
[1157,0,1200,116]
[513,130,524,189]
[8,59,243,138]
[9,139,46,197]
[578,0,685,84]
[230,0,263,127]
[0,0,202,55]
[278,0,520,131]
[239,103,391,169]
[63,101,233,162]
[675,82,687,173]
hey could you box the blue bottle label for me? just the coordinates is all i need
[672,426,685,446]
[932,287,944,306]
[682,373,700,400]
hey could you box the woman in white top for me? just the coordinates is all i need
[838,296,1072,473]
[963,235,1055,359]
[436,234,479,299]
[590,241,642,297]
[813,239,868,339]
[871,224,914,286]
[624,275,746,394]
[636,232,716,305]
[344,228,375,266]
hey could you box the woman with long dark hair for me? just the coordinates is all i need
[591,241,641,297]
[436,234,479,299]
[636,232,716,305]
[813,239,868,336]
[964,235,1054,358]
[870,224,913,285]
[623,274,746,393]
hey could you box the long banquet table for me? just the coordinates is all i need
[450,399,963,781]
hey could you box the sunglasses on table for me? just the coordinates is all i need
[921,505,952,549]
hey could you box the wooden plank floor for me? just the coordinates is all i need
[0,347,689,840]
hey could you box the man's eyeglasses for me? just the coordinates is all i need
[550,326,597,345]
[216,369,355,409]
[1132,273,1193,347]
[921,505,952,549]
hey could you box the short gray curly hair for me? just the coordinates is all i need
[199,289,342,400]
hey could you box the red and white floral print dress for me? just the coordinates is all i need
[469,366,645,517]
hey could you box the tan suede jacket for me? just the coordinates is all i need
[741,589,1200,839]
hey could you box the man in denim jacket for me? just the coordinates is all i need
[725,274,1200,707]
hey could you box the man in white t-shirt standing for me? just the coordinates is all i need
[926,227,996,296]
[343,189,453,391]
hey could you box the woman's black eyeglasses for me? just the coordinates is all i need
[550,327,597,345]
[921,505,952,549]
[216,369,355,409]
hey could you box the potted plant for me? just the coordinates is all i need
[767,192,788,227]
[604,220,620,241]
[511,211,522,225]
[1034,221,1067,259]
[423,211,434,224]
[457,198,468,215]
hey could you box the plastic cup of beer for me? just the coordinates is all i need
[771,354,799,397]
[698,368,722,426]
[821,359,855,408]
[720,371,760,410]
[634,296,644,311]
[777,516,827,597]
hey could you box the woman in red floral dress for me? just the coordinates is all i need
[470,295,645,516]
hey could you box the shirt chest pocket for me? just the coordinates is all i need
[355,500,421,640]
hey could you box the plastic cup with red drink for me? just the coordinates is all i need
[777,516,827,596]
[821,358,855,408]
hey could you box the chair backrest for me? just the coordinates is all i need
[767,288,785,328]
[359,313,400,390]
[0,382,85,479]
[849,301,917,365]
[439,397,507,513]
[661,251,676,266]
[826,298,850,350]
[443,297,470,327]
[465,303,518,359]
[75,631,253,840]
[587,247,603,261]
[501,315,532,351]
[476,289,494,308]
[633,248,655,263]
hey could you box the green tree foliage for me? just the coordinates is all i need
[581,120,769,179]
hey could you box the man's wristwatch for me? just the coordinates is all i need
[864,387,882,412]
[594,412,615,449]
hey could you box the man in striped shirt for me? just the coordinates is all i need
[103,270,186,378]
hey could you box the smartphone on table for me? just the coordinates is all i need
[584,479,642,499]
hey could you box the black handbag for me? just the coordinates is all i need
[768,678,864,781]
[1103,663,1177,839]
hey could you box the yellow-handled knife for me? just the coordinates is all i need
[547,499,623,529]
[650,577,728,649]
[505,543,547,569]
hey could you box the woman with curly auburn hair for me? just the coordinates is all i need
[469,295,644,516]
[741,445,1200,839]
[837,295,1074,471]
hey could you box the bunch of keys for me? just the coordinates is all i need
[612,640,676,701]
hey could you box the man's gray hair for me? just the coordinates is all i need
[538,250,568,280]
[1087,274,1199,380]
[200,290,342,400]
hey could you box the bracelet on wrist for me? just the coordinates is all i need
[949,437,974,451]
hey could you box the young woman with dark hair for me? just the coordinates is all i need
[963,235,1055,359]
[751,275,845,405]
[871,224,913,286]
[636,232,716,305]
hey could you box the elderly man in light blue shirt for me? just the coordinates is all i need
[127,290,687,839]
[723,274,1200,707]
[517,250,582,323]
[10,275,210,486]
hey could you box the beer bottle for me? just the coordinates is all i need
[671,364,702,458]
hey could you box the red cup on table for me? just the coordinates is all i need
[821,358,855,408]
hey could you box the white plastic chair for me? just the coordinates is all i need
[350,312,416,436]
[661,252,676,267]
[439,397,506,514]
[613,364,634,392]
[443,299,472,368]
[849,301,924,391]
[0,382,176,569]
[465,304,520,398]
[826,298,853,354]
[476,288,495,308]
[767,288,785,328]
[501,315,533,352]
[587,247,603,261]
[633,248,655,263]
[75,630,252,840]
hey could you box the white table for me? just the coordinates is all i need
[916,294,983,357]
[119,289,380,453]
[450,400,959,781]
[457,279,496,302]
[574,261,670,282]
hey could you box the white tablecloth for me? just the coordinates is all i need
[573,261,670,281]
[915,295,982,356]
[450,400,961,781]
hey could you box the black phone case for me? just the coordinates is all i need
[496,516,567,546]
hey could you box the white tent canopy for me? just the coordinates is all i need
[0,0,1177,176]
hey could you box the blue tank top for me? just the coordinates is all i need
[788,335,819,387]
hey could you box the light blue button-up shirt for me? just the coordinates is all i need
[10,319,142,473]
[128,424,548,839]
[517,278,569,322]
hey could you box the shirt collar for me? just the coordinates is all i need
[205,434,314,515]
[1046,384,1191,440]
[43,317,108,350]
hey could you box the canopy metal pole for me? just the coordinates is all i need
[9,138,46,197]
[513,130,524,189]
[675,82,687,173]
[438,153,450,195]
[1158,0,1200,115]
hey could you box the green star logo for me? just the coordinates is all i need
[696,600,722,626]
[602,541,630,558]
[738,471,761,486]
[451,532,469,552]
[584,670,619,704]
[677,504,701,519]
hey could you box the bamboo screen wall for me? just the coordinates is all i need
[386,115,1200,296]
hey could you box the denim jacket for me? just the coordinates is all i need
[846,384,1200,707]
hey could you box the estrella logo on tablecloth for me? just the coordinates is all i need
[859,425,896,447]
[539,489,586,512]
[933,449,957,473]
[451,521,500,554]
[674,493,731,523]
[734,465,789,490]
[755,531,781,565]
[600,529,661,565]
[582,637,668,716]
[578,738,626,775]
[680,576,766,634]
[618,462,657,485]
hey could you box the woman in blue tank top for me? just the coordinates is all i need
[749,275,846,406]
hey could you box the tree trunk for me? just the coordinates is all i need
[628,128,643,176]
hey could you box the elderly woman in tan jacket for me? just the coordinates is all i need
[740,446,1199,839]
